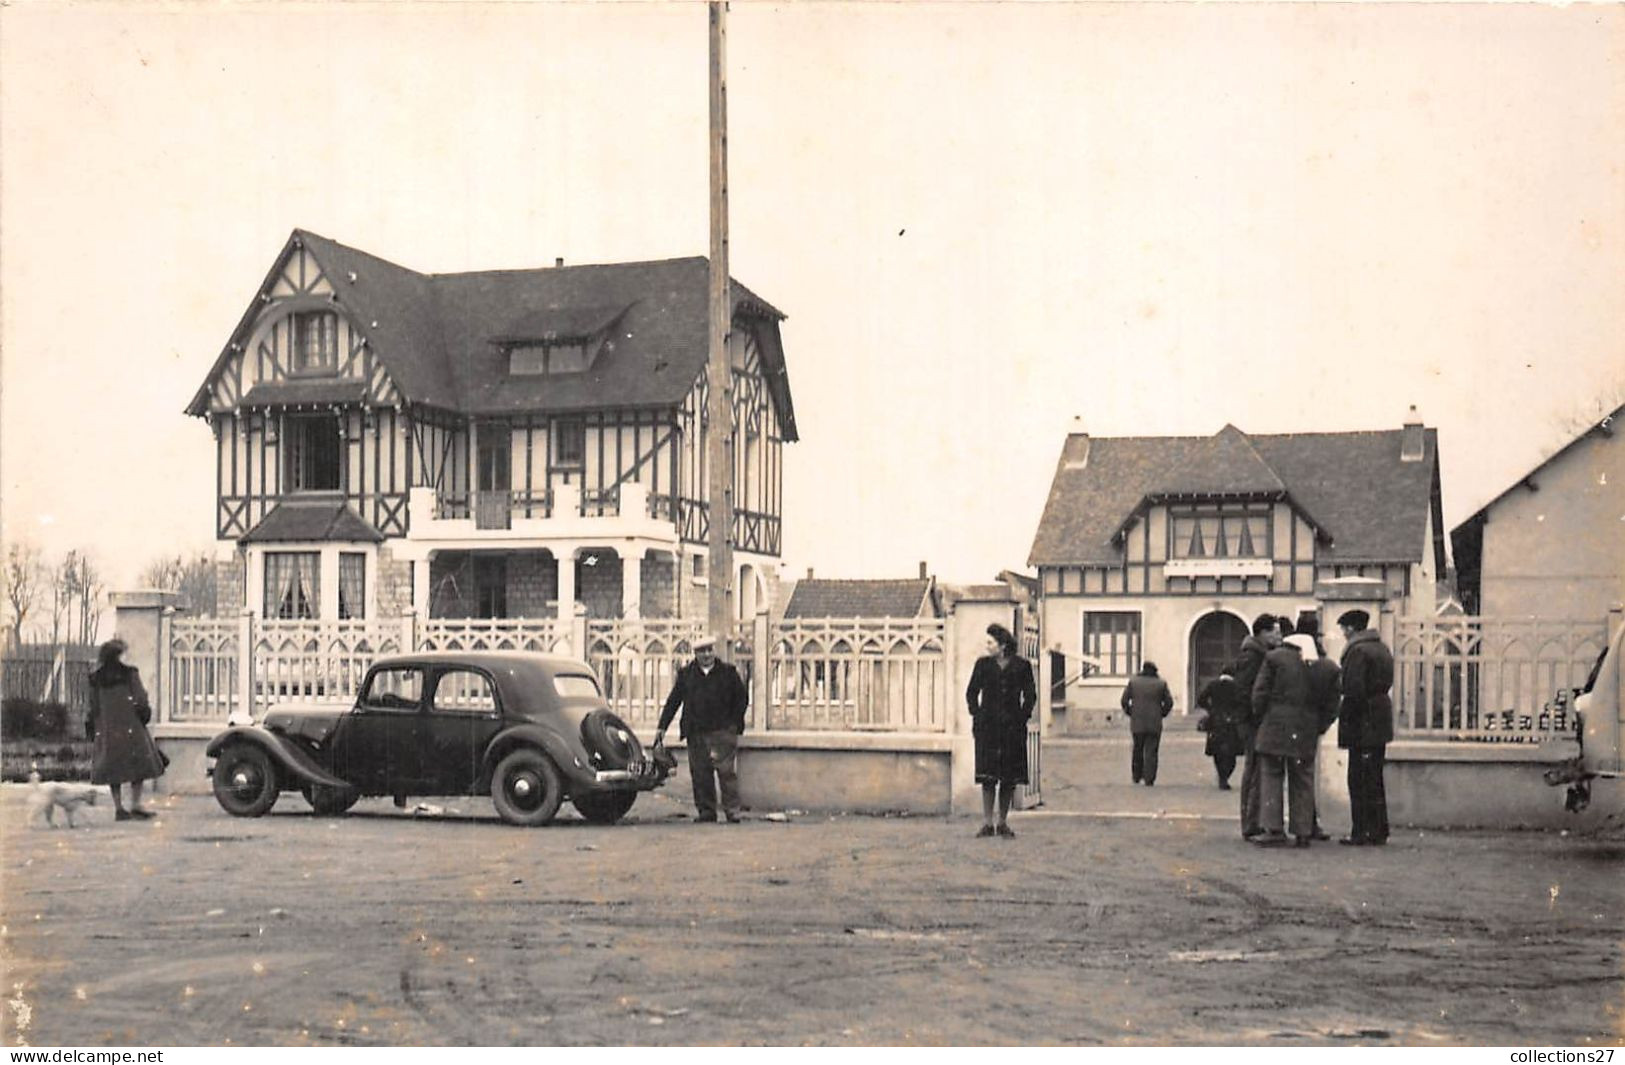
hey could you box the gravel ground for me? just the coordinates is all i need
[2,736,1621,1046]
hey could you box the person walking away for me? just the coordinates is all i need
[1336,610,1395,846]
[1121,661,1174,787]
[1230,614,1282,837]
[1196,671,1245,789]
[654,634,749,823]
[86,639,166,821]
[966,623,1037,838]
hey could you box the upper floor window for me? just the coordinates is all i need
[286,414,341,492]
[1169,506,1270,560]
[291,311,339,375]
[554,418,585,467]
[508,342,592,376]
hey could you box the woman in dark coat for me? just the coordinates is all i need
[965,623,1036,838]
[1196,671,1245,789]
[86,639,166,820]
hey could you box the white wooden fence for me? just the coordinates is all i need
[1393,615,1613,741]
[163,613,952,733]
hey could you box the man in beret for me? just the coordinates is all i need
[655,635,749,823]
[1335,609,1394,846]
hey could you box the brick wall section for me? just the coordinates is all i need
[214,554,244,615]
[641,554,676,618]
[375,547,413,618]
[579,554,623,619]
[508,551,558,617]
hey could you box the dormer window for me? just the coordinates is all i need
[1169,504,1270,560]
[292,310,338,375]
[508,341,592,376]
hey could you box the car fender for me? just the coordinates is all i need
[206,725,352,791]
[479,723,589,790]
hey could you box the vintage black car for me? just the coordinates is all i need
[206,651,666,826]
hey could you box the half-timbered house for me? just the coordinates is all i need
[186,230,797,622]
[1028,418,1446,730]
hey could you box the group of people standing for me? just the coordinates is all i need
[1197,608,1395,847]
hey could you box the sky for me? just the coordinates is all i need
[2,1,1621,597]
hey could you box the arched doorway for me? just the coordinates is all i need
[1188,611,1248,713]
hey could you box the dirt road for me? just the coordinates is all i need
[3,737,1621,1046]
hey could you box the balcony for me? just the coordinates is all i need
[407,482,677,545]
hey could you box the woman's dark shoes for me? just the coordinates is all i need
[129,808,154,820]
[1218,780,1233,791]
[995,823,1015,839]
[114,809,133,822]
[976,824,996,838]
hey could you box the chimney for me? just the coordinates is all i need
[806,567,814,580]
[1064,425,1091,470]
[918,561,928,580]
[555,257,564,268]
[1401,405,1425,462]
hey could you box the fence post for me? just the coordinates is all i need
[752,608,770,731]
[156,606,175,724]
[570,603,588,658]
[401,609,418,654]
[236,608,255,722]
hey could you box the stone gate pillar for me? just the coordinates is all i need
[108,590,189,721]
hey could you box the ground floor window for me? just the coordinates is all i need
[265,551,319,619]
[1083,611,1141,676]
[337,552,366,620]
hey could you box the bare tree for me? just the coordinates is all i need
[60,551,105,646]
[49,553,74,647]
[2,542,46,649]
[140,552,218,616]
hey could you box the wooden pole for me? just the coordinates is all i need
[706,0,735,656]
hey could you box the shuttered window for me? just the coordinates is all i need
[1083,611,1141,676]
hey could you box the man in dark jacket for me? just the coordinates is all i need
[1229,613,1281,838]
[655,635,749,823]
[1121,661,1174,786]
[1335,610,1395,846]
[1251,634,1340,846]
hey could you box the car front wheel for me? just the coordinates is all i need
[490,749,563,827]
[573,790,637,825]
[213,745,280,817]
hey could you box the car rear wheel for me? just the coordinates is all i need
[573,790,637,825]
[490,749,563,827]
[212,745,280,817]
[302,783,360,816]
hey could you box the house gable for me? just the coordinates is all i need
[1029,424,1442,571]
[187,233,406,416]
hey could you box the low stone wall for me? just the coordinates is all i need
[153,724,976,814]
[1315,734,1621,832]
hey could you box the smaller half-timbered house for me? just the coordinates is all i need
[1028,419,1446,728]
[187,230,797,622]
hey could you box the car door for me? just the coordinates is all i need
[335,664,426,793]
[422,666,505,794]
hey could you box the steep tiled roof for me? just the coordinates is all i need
[1029,425,1441,567]
[783,579,935,619]
[191,230,797,440]
[241,498,385,544]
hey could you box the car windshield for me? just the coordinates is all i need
[554,673,601,698]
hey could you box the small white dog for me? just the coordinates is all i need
[25,771,99,828]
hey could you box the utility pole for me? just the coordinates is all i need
[706,0,735,655]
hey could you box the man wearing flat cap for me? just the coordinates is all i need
[1335,609,1394,846]
[655,635,749,823]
